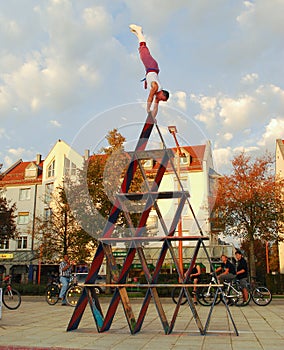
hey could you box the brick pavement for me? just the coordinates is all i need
[0,296,284,350]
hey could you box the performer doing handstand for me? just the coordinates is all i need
[129,24,169,117]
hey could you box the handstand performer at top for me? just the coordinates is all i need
[129,24,169,118]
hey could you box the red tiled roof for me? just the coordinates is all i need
[0,160,44,187]
[88,145,206,172]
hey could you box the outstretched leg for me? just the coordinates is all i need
[129,24,159,72]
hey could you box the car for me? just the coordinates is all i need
[75,273,106,294]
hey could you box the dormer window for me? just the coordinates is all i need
[143,159,153,168]
[25,163,38,179]
[180,155,189,165]
[176,149,190,166]
[47,159,55,178]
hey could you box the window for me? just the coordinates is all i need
[25,164,37,178]
[0,239,9,249]
[45,183,54,203]
[18,212,29,225]
[44,208,52,221]
[47,159,55,178]
[64,157,77,176]
[19,188,31,201]
[143,159,153,168]
[17,236,28,249]
[180,155,188,165]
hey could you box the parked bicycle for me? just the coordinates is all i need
[198,274,272,307]
[171,275,209,306]
[1,275,21,310]
[45,274,83,306]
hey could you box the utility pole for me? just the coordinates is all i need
[168,126,185,277]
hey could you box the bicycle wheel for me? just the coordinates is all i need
[2,287,21,310]
[66,285,83,307]
[171,287,187,305]
[252,286,272,306]
[198,286,221,306]
[45,284,60,305]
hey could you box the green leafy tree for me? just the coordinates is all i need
[0,196,17,243]
[213,152,284,278]
[36,186,96,264]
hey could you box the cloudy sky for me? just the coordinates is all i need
[0,0,283,175]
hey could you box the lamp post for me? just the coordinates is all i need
[168,126,185,276]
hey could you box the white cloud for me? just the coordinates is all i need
[3,156,14,168]
[0,1,283,177]
[82,6,113,33]
[258,118,284,148]
[241,73,258,84]
[170,91,187,111]
[233,146,259,154]
[50,120,61,127]
[223,133,233,141]
[213,147,233,174]
[8,147,26,157]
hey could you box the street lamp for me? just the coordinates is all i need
[168,126,185,276]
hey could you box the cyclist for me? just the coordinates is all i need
[215,254,236,285]
[235,250,249,302]
[59,254,73,306]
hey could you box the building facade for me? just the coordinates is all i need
[276,139,284,274]
[0,139,224,282]
[0,140,85,282]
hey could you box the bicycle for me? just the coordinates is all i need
[45,274,83,307]
[1,275,21,310]
[198,274,272,307]
[199,274,243,306]
[171,274,209,306]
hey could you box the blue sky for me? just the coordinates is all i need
[0,0,283,174]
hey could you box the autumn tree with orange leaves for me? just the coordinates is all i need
[213,152,284,279]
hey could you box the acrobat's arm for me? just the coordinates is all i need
[147,82,159,113]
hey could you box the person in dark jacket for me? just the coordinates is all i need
[215,254,236,284]
[235,250,249,302]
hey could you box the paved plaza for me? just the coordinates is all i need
[0,296,284,350]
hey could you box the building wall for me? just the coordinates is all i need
[1,139,220,280]
[144,141,216,249]
[276,139,284,274]
[0,140,85,280]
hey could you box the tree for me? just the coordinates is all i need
[0,196,17,243]
[1,165,17,243]
[67,128,144,241]
[213,152,284,278]
[36,186,96,264]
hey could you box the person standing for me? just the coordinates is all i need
[189,263,201,304]
[59,254,73,306]
[235,250,249,302]
[129,24,169,117]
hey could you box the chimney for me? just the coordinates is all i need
[36,154,42,165]
[84,149,90,161]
